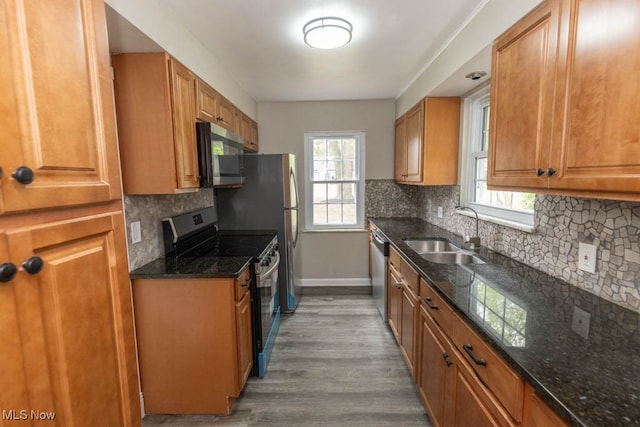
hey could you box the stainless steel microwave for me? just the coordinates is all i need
[196,122,245,187]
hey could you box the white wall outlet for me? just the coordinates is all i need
[578,242,597,273]
[437,206,444,218]
[131,221,142,244]
[571,306,591,339]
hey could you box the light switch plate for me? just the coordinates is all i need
[131,221,142,244]
[571,306,590,339]
[578,242,597,273]
[437,206,444,218]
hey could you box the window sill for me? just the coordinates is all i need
[302,228,368,234]
[455,210,536,233]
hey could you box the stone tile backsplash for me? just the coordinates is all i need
[123,189,214,270]
[366,179,640,312]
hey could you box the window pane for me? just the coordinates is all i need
[481,105,490,151]
[328,139,341,160]
[342,203,356,224]
[313,139,327,160]
[313,204,327,224]
[475,158,487,180]
[327,203,342,224]
[329,160,342,180]
[313,183,327,203]
[475,179,488,204]
[341,183,356,204]
[343,138,356,160]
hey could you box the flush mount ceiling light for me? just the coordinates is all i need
[465,71,488,81]
[303,17,353,49]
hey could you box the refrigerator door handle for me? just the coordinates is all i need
[290,168,299,210]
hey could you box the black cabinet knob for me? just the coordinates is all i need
[536,168,545,177]
[0,263,18,282]
[22,256,44,275]
[12,166,34,185]
[547,167,556,176]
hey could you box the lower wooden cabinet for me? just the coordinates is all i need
[132,266,252,414]
[388,263,403,342]
[523,385,567,427]
[0,210,140,426]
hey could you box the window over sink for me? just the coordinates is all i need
[460,84,534,230]
[304,132,365,230]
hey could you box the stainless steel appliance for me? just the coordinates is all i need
[162,207,279,377]
[196,122,245,187]
[216,153,301,312]
[371,228,389,320]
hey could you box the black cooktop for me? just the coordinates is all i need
[214,231,277,257]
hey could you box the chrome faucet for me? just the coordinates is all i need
[454,206,480,250]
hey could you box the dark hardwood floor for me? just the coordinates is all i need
[142,286,431,426]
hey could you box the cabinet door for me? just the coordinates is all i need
[550,0,640,195]
[418,308,451,427]
[488,0,561,189]
[400,286,417,374]
[4,213,140,426]
[169,59,199,189]
[0,0,121,214]
[405,102,424,183]
[394,116,407,182]
[387,264,403,342]
[195,78,218,122]
[235,290,253,392]
[216,96,238,132]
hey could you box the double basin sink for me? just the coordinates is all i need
[403,238,485,265]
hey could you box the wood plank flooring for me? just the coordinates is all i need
[142,286,431,426]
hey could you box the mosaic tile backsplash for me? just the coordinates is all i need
[123,189,214,270]
[366,179,640,312]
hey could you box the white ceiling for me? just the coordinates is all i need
[106,0,490,102]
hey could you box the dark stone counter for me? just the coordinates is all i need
[370,217,640,427]
[129,255,252,279]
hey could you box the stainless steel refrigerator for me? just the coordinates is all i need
[216,153,301,312]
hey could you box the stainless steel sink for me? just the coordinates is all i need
[403,238,461,253]
[420,252,485,265]
[403,238,485,265]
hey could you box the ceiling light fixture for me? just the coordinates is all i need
[465,71,488,80]
[303,17,352,49]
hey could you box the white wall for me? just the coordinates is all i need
[396,0,542,116]
[105,0,257,118]
[258,99,395,283]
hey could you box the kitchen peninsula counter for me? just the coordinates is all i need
[370,217,640,427]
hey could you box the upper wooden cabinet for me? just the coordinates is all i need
[394,97,461,186]
[0,0,122,214]
[195,78,239,132]
[489,0,640,201]
[112,53,200,194]
[239,112,259,152]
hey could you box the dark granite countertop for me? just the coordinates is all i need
[370,217,640,427]
[129,255,252,279]
[129,230,277,280]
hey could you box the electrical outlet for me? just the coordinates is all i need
[578,242,597,273]
[131,221,142,244]
[571,306,590,339]
[437,206,443,218]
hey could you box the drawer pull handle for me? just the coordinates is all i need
[463,344,487,366]
[443,353,452,367]
[536,168,545,177]
[424,296,438,310]
[241,281,250,288]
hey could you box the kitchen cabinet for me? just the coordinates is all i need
[489,0,640,201]
[0,1,140,425]
[394,97,461,186]
[132,265,253,414]
[523,385,568,427]
[112,52,200,194]
[239,111,259,152]
[0,0,122,214]
[388,246,419,377]
[195,78,242,134]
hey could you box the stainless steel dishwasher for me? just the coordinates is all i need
[371,228,389,320]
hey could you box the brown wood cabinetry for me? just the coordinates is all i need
[239,112,259,152]
[132,266,253,414]
[195,78,243,136]
[489,0,640,201]
[0,1,140,424]
[394,97,460,186]
[0,0,122,214]
[388,247,419,377]
[523,384,568,427]
[112,52,200,194]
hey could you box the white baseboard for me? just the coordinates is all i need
[297,278,371,287]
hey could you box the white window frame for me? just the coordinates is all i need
[460,84,535,230]
[304,131,365,231]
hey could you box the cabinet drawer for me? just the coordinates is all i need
[451,313,524,422]
[389,247,419,296]
[235,267,251,301]
[420,278,452,336]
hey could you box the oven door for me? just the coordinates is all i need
[258,251,280,344]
